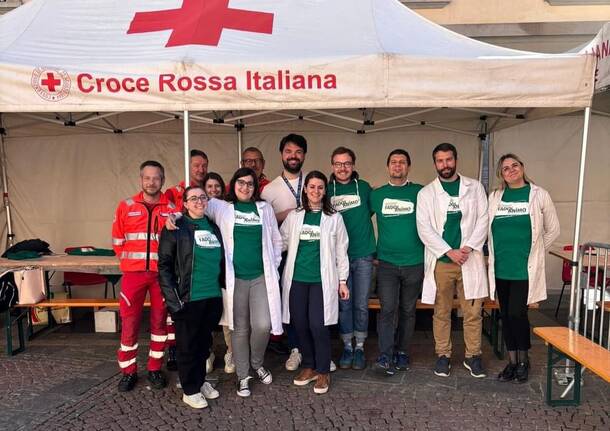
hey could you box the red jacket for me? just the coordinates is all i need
[164,181,187,210]
[112,192,177,272]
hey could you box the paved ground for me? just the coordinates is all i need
[0,298,608,431]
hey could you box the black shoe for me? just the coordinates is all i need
[167,346,178,371]
[434,356,451,377]
[463,355,486,378]
[118,373,138,392]
[497,363,517,382]
[267,339,290,355]
[147,370,167,390]
[514,362,529,384]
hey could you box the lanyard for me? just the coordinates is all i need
[333,179,359,197]
[282,172,303,207]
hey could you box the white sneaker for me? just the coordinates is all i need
[256,366,273,385]
[236,376,252,397]
[285,348,302,371]
[201,381,220,399]
[183,392,208,409]
[224,351,235,374]
[330,360,337,372]
[206,352,215,374]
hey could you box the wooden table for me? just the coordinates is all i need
[0,254,121,275]
[549,248,610,269]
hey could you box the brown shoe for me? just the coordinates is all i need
[313,373,330,394]
[293,368,318,386]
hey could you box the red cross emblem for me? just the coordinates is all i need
[127,0,274,47]
[31,67,71,102]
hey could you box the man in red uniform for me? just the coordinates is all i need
[112,160,176,392]
[241,147,270,191]
[165,149,209,208]
[164,149,209,370]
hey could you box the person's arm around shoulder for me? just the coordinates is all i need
[463,181,489,253]
[205,197,228,222]
[539,188,560,249]
[157,226,183,314]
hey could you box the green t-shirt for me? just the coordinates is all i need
[492,184,532,280]
[369,182,424,266]
[438,178,463,263]
[232,201,264,280]
[187,216,222,301]
[327,179,376,259]
[293,211,322,283]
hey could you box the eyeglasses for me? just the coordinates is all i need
[236,179,255,189]
[185,195,208,204]
[332,161,354,169]
[242,158,262,166]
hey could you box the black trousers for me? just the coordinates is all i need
[496,278,531,351]
[289,281,330,374]
[172,297,223,395]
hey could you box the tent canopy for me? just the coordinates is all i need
[0,0,596,113]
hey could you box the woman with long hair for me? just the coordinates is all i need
[203,172,226,200]
[280,171,350,394]
[488,154,559,383]
[158,186,225,409]
[204,167,283,397]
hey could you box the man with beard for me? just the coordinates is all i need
[416,143,488,379]
[112,161,177,392]
[165,150,209,208]
[369,149,424,375]
[260,134,307,368]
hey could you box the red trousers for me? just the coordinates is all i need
[166,315,176,347]
[117,271,167,374]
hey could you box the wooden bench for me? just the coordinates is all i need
[534,326,610,406]
[5,299,151,356]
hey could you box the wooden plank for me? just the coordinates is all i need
[549,248,609,268]
[533,326,610,383]
[0,255,121,275]
[367,298,538,310]
[16,298,151,308]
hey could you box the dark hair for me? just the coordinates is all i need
[331,146,356,164]
[190,149,208,160]
[242,147,264,159]
[202,172,227,199]
[279,133,307,153]
[386,149,411,166]
[300,171,335,215]
[432,143,457,161]
[226,167,260,203]
[139,160,165,178]
[181,186,206,215]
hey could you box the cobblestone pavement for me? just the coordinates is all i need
[0,311,608,431]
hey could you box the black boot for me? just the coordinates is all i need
[514,350,529,384]
[147,370,167,389]
[118,373,138,392]
[167,345,178,371]
[498,362,517,382]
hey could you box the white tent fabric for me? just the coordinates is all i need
[579,22,610,93]
[0,0,595,112]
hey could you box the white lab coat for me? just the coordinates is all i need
[487,184,560,305]
[205,198,283,335]
[416,175,489,304]
[280,209,349,326]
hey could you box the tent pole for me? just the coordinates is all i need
[568,106,592,333]
[183,110,190,185]
[0,121,15,249]
[237,126,243,169]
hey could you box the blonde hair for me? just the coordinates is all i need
[495,153,534,191]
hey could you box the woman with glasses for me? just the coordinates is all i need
[158,186,225,409]
[280,171,350,394]
[488,154,559,383]
[204,167,283,397]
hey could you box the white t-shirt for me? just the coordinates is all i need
[261,172,308,215]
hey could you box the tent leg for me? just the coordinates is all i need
[568,107,591,333]
[0,122,15,249]
[236,126,243,169]
[183,111,190,185]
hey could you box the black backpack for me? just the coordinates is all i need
[0,272,17,312]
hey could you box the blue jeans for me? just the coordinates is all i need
[339,254,374,345]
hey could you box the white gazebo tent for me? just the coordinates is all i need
[0,0,597,279]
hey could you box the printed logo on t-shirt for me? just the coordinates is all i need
[299,224,321,241]
[495,201,529,218]
[331,195,361,212]
[234,210,262,226]
[381,198,414,216]
[194,230,221,248]
[447,196,461,214]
